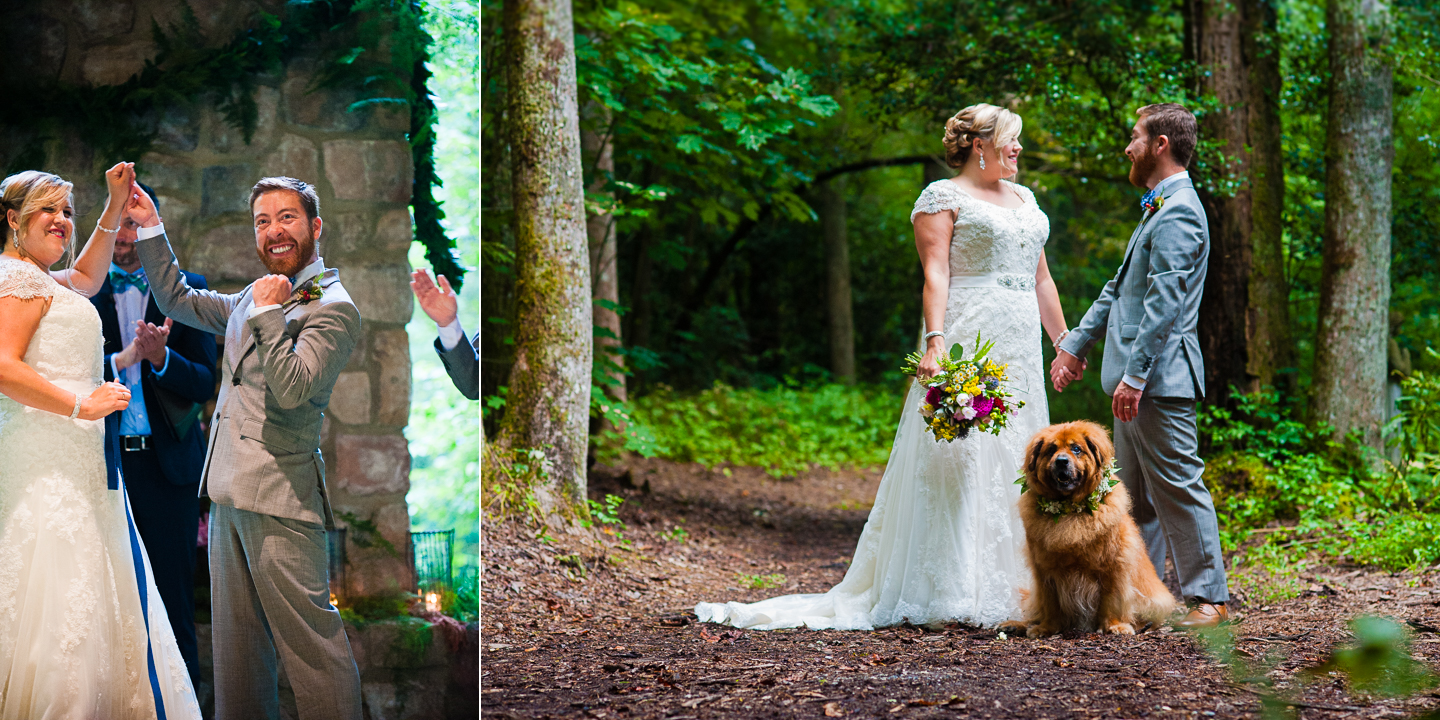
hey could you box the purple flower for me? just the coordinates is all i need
[925,385,946,406]
[971,395,995,418]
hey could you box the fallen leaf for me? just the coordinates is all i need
[888,704,905,713]
[907,699,938,706]
[824,701,844,717]
[699,628,723,643]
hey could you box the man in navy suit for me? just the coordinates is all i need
[93,183,217,689]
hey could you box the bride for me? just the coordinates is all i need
[696,104,1071,629]
[0,165,200,717]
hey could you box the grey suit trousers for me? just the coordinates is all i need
[1113,395,1229,605]
[211,504,362,720]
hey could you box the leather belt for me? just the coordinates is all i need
[119,435,152,452]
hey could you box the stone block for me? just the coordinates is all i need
[138,153,197,193]
[156,106,200,153]
[262,133,319,185]
[373,209,414,254]
[344,265,414,324]
[74,0,136,42]
[329,372,372,425]
[200,164,256,218]
[323,140,413,203]
[210,87,280,153]
[81,41,152,86]
[371,330,411,427]
[153,196,196,242]
[0,15,65,84]
[190,224,265,286]
[283,62,365,132]
[324,212,372,259]
[335,434,410,496]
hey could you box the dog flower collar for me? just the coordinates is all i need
[1016,461,1121,520]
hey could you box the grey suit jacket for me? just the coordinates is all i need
[1059,177,1209,399]
[435,334,479,400]
[138,234,361,527]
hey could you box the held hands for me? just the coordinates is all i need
[104,163,136,207]
[252,275,293,307]
[410,269,458,327]
[1049,350,1086,392]
[80,381,130,421]
[124,181,160,228]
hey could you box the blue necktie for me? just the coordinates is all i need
[109,269,149,294]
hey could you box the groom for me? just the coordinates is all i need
[129,177,363,719]
[1051,103,1230,629]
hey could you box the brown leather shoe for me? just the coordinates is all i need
[1174,603,1230,630]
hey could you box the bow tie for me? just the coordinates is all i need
[109,270,149,294]
[1140,188,1164,215]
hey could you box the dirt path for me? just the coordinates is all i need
[482,459,1440,719]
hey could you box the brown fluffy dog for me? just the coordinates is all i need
[1000,421,1176,637]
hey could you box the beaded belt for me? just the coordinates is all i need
[949,273,1036,292]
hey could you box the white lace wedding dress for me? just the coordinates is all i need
[695,179,1051,630]
[0,256,200,719]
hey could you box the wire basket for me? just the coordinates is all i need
[411,530,454,592]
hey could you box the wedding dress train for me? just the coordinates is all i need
[0,256,200,719]
[695,179,1051,630]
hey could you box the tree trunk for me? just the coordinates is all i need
[584,107,626,411]
[1189,0,1291,404]
[822,177,855,384]
[1312,0,1392,450]
[497,0,592,509]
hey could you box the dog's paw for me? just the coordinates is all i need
[1104,621,1136,635]
[1026,624,1058,639]
[997,621,1028,635]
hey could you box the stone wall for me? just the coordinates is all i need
[0,0,417,596]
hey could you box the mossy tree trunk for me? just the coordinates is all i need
[497,0,592,509]
[1312,0,1392,450]
[1188,0,1291,404]
[584,104,627,416]
[822,177,855,384]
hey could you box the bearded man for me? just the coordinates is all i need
[129,176,363,720]
[1049,104,1231,630]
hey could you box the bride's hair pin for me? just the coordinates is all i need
[943,103,1022,172]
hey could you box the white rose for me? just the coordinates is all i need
[960,406,977,420]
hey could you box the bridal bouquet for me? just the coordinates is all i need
[900,333,1024,442]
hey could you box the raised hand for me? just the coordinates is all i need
[251,274,292,307]
[125,181,160,228]
[410,268,459,327]
[80,381,131,421]
[104,163,135,207]
[132,318,172,367]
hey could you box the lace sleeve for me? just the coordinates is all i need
[911,180,966,222]
[0,258,56,301]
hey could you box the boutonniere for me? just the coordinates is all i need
[283,277,324,309]
[1143,194,1165,215]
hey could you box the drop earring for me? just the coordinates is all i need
[978,148,986,171]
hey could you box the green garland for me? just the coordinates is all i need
[0,0,463,288]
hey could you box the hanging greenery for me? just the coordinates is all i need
[0,0,464,288]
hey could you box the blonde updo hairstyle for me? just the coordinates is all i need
[0,170,75,256]
[943,104,1023,169]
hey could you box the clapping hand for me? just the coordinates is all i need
[410,268,458,327]
[133,319,172,367]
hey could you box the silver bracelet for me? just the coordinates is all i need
[1053,329,1070,350]
[96,219,120,234]
[922,331,945,343]
[69,393,82,420]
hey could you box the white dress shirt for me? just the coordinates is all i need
[438,318,467,351]
[109,263,168,436]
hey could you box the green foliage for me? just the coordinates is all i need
[622,381,903,477]
[340,587,414,625]
[1315,617,1437,698]
[481,446,550,535]
[584,494,626,527]
[336,511,402,559]
[737,573,786,590]
[659,525,689,543]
